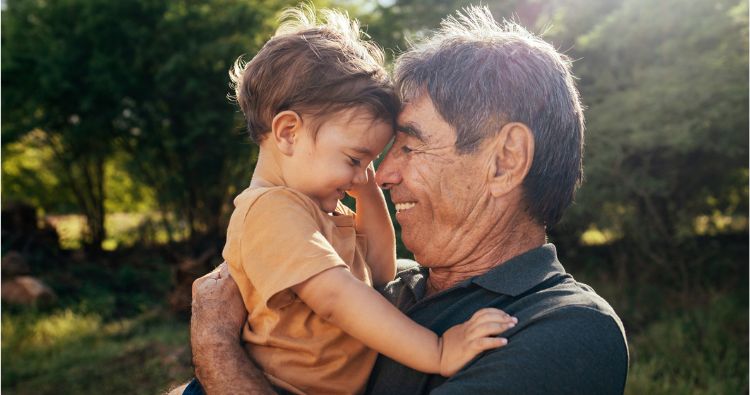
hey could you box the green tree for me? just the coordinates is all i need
[3,0,285,250]
[117,0,279,247]
[559,0,748,283]
[2,0,167,249]
[359,0,548,60]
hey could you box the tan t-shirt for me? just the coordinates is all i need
[223,186,377,395]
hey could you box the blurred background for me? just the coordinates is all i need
[1,0,747,393]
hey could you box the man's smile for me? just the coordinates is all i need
[394,202,417,213]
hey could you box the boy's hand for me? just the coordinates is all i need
[438,308,517,377]
[346,164,378,200]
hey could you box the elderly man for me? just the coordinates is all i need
[184,6,628,395]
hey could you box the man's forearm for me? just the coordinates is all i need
[192,334,275,395]
[190,263,276,395]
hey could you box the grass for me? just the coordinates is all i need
[1,246,193,395]
[625,293,748,394]
[2,308,192,395]
[566,236,749,394]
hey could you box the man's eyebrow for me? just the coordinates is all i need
[396,124,426,142]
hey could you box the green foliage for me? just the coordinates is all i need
[2,309,191,395]
[559,235,748,394]
[118,0,281,244]
[2,249,188,394]
[2,0,285,248]
[557,0,749,256]
[2,134,154,217]
[1,131,78,213]
[359,0,542,60]
[2,0,169,247]
[55,257,172,319]
[625,294,748,395]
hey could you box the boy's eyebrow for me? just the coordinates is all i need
[350,146,375,157]
[396,123,426,142]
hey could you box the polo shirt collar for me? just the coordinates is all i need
[397,266,428,299]
[471,243,566,297]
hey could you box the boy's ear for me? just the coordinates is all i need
[487,122,535,198]
[271,110,303,156]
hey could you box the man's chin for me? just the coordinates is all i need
[400,229,419,254]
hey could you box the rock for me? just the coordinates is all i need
[2,251,31,277]
[2,276,57,306]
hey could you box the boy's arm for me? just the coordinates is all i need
[430,307,628,395]
[292,266,516,376]
[348,165,396,287]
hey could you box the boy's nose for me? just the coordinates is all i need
[353,168,368,185]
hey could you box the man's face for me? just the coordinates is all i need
[376,94,492,265]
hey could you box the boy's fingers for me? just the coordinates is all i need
[472,336,508,352]
[471,308,508,320]
[469,321,516,338]
[471,310,517,326]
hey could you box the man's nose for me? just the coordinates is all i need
[375,151,401,190]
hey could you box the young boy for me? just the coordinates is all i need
[223,6,516,394]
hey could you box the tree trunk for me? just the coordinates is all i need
[47,134,106,252]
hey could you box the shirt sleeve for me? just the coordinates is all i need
[430,306,629,395]
[238,189,348,309]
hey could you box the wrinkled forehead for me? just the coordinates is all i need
[396,93,456,146]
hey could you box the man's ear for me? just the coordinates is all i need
[271,110,303,156]
[487,122,535,198]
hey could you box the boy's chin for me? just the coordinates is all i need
[321,199,339,214]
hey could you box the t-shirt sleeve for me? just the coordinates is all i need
[430,306,629,395]
[336,200,356,216]
[238,189,348,309]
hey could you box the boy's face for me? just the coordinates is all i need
[287,107,393,213]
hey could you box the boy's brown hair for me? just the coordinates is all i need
[230,4,399,143]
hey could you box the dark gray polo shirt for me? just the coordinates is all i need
[365,244,629,395]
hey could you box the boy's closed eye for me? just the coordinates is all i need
[348,156,363,167]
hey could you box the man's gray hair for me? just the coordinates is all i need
[394,5,585,227]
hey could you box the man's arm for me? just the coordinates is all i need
[430,307,629,395]
[190,263,276,395]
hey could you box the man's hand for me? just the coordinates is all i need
[439,308,517,377]
[190,263,276,394]
[191,263,247,342]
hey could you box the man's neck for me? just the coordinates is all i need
[425,211,546,296]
